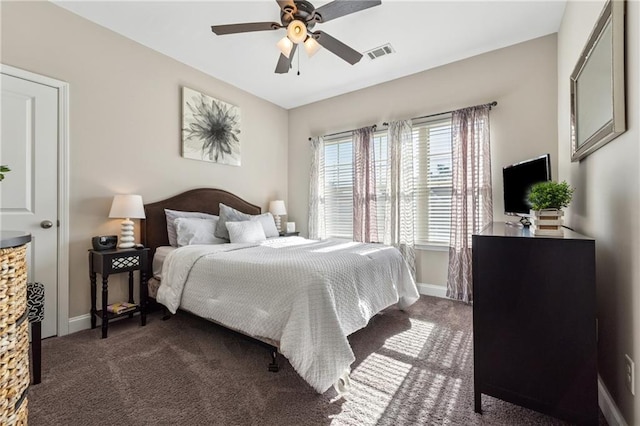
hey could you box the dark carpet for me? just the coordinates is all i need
[28,296,605,425]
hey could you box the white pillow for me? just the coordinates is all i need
[226,220,267,244]
[165,209,218,247]
[215,203,252,241]
[215,203,279,240]
[174,217,227,247]
[251,212,279,238]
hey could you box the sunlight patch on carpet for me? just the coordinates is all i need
[379,368,464,424]
[382,318,434,358]
[444,376,462,419]
[426,327,472,370]
[440,329,464,368]
[330,353,412,425]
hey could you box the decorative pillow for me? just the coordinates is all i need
[174,217,227,247]
[165,209,218,247]
[214,203,252,240]
[251,212,279,238]
[226,220,267,244]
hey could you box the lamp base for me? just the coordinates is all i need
[274,215,282,233]
[118,218,136,249]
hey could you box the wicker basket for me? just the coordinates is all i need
[0,246,28,336]
[0,244,29,425]
[5,397,27,426]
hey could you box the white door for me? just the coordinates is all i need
[1,73,58,338]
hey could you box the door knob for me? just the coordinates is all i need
[40,220,54,229]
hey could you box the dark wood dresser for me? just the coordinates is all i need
[472,222,597,425]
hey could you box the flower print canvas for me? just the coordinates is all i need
[182,87,241,166]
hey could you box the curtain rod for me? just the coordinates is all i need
[307,100,497,141]
[382,101,497,126]
[308,124,377,141]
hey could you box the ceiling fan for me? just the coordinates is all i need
[211,0,382,74]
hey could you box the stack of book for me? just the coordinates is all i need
[106,302,137,314]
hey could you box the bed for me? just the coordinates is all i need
[142,188,420,394]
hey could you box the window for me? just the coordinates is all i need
[371,132,389,235]
[324,137,353,239]
[413,115,453,245]
[322,115,453,245]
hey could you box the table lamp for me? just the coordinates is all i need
[269,200,287,233]
[108,194,145,249]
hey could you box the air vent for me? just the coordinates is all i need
[365,43,395,61]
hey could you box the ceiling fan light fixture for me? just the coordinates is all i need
[304,36,321,58]
[211,0,383,74]
[277,36,294,58]
[287,19,307,44]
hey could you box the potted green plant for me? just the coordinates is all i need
[527,181,574,236]
[0,165,10,182]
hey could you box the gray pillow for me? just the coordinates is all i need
[165,209,218,247]
[252,212,279,238]
[214,203,251,240]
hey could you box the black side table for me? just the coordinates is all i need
[279,231,300,237]
[89,247,149,338]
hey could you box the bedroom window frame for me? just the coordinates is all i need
[321,115,453,247]
[413,114,453,247]
[323,135,354,239]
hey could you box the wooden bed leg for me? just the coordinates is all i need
[162,307,171,321]
[268,349,279,373]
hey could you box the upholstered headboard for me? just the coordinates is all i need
[142,188,261,265]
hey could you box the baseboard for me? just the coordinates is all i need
[68,313,92,334]
[417,283,447,299]
[598,375,628,426]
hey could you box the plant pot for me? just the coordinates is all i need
[531,209,564,236]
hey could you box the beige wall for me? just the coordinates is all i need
[1,2,289,318]
[288,35,558,286]
[558,1,639,423]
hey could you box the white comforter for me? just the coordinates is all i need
[157,237,419,393]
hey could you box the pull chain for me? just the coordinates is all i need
[297,47,300,76]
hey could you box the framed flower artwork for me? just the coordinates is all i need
[182,87,241,166]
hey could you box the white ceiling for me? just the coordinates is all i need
[53,0,566,109]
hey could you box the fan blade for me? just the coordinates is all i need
[314,0,381,23]
[314,31,363,65]
[275,44,298,74]
[276,0,297,13]
[211,22,281,35]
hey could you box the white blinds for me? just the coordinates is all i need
[321,115,453,245]
[413,114,453,245]
[324,137,354,238]
[372,132,388,237]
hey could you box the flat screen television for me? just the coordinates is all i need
[503,154,551,219]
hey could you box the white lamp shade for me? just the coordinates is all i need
[277,36,294,58]
[108,194,145,219]
[304,37,321,58]
[287,20,307,44]
[269,200,287,216]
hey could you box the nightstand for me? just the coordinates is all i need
[89,247,149,338]
[279,231,299,237]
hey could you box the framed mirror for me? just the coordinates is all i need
[570,0,626,162]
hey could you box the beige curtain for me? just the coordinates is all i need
[446,106,493,303]
[353,126,378,242]
[383,120,416,279]
[308,136,326,239]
